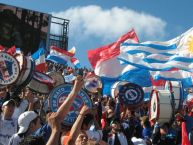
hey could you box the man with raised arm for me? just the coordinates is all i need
[9,75,84,145]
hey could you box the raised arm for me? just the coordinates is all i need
[56,75,84,120]
[67,105,90,145]
[46,113,61,145]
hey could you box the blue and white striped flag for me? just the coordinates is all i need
[118,27,193,72]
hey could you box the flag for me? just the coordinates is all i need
[182,122,191,145]
[46,46,74,65]
[88,29,139,78]
[88,29,152,96]
[150,76,166,90]
[101,69,152,96]
[68,46,76,55]
[32,48,46,73]
[71,57,81,69]
[6,46,16,56]
[153,69,193,88]
[118,27,193,72]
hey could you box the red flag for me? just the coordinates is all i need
[182,122,191,145]
[87,29,139,69]
[6,46,16,56]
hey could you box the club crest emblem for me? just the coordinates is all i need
[0,52,20,85]
[119,83,144,105]
[49,84,92,125]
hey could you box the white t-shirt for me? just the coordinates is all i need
[131,137,147,145]
[12,100,28,119]
[86,130,103,142]
[8,134,22,145]
[0,115,18,145]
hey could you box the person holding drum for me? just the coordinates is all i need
[8,75,84,145]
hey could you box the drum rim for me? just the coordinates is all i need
[15,53,26,73]
[149,89,160,121]
[166,81,183,111]
[33,71,55,84]
[0,52,20,85]
[28,78,50,94]
[111,81,129,98]
[16,56,28,85]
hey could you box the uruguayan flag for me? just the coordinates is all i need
[118,27,193,72]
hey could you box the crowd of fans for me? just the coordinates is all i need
[1,65,193,145]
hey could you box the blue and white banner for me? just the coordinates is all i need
[118,27,193,72]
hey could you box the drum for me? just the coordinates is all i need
[111,81,144,107]
[111,81,128,99]
[12,59,35,96]
[49,84,92,125]
[47,71,64,87]
[165,81,183,111]
[149,90,174,123]
[0,52,20,85]
[84,72,102,93]
[15,53,26,73]
[16,56,31,86]
[28,71,55,94]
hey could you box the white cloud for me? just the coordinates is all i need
[51,5,167,42]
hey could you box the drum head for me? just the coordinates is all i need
[0,52,20,85]
[28,71,55,94]
[49,84,92,125]
[149,90,159,121]
[118,83,144,106]
[47,71,64,87]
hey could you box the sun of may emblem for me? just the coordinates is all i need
[187,35,193,53]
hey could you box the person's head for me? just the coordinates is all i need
[0,87,7,97]
[24,88,33,98]
[175,113,184,127]
[107,99,115,110]
[75,131,88,145]
[1,99,15,119]
[160,122,169,135]
[140,116,150,128]
[19,136,45,145]
[81,114,94,130]
[18,111,41,135]
[111,118,121,133]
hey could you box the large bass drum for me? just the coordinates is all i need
[111,81,144,108]
[165,81,183,111]
[149,90,174,123]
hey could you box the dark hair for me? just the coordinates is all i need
[19,136,45,145]
[82,114,94,127]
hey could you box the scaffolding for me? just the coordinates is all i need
[49,16,69,50]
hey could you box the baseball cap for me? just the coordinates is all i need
[17,111,38,134]
[2,99,15,107]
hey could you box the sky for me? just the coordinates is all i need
[1,0,193,68]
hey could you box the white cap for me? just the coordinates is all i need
[2,99,15,107]
[17,111,38,134]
